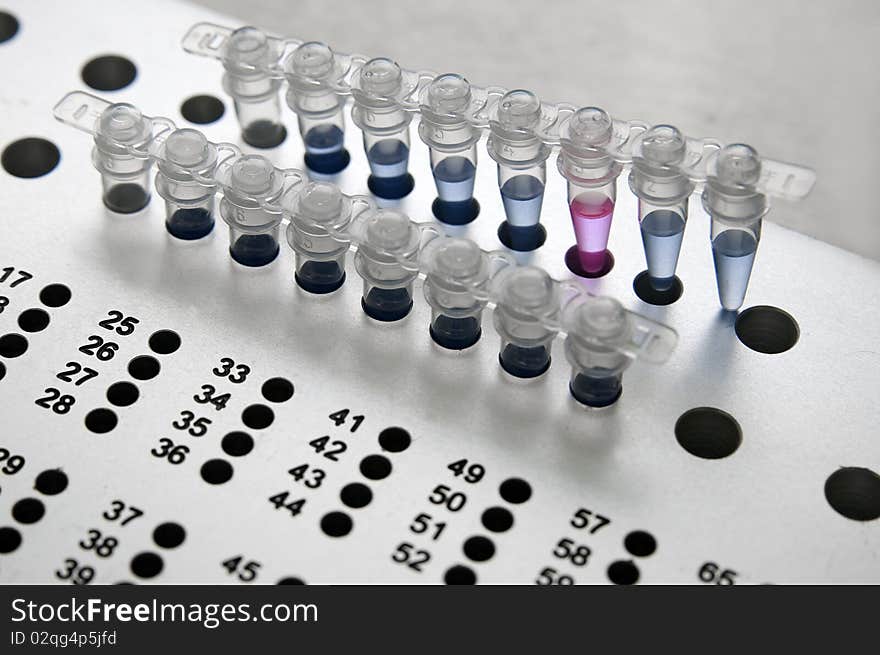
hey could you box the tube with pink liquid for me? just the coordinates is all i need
[557,108,623,277]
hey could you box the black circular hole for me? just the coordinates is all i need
[221,431,254,457]
[84,408,118,434]
[81,55,137,91]
[128,355,160,380]
[200,459,233,485]
[106,381,139,407]
[320,511,353,537]
[277,577,306,585]
[261,377,294,403]
[735,306,799,354]
[624,530,657,557]
[130,552,163,579]
[0,11,20,43]
[633,271,683,306]
[0,361,5,382]
[463,535,495,562]
[0,333,28,358]
[148,329,181,355]
[607,560,640,585]
[0,526,22,553]
[359,454,392,480]
[481,506,514,533]
[378,427,411,453]
[17,308,49,333]
[241,404,274,430]
[675,407,742,460]
[2,138,60,178]
[11,498,45,524]
[499,477,532,504]
[153,522,186,548]
[35,469,68,495]
[39,283,71,308]
[340,482,372,509]
[181,94,225,124]
[444,564,476,585]
[824,467,880,521]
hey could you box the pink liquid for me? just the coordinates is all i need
[569,192,615,273]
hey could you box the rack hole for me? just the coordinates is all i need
[824,468,880,521]
[675,407,741,459]
[181,94,225,124]
[0,11,19,43]
[2,138,60,178]
[81,55,137,91]
[735,306,799,354]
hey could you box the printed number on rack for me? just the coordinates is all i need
[102,500,144,526]
[56,362,99,386]
[172,410,212,437]
[151,438,189,464]
[391,542,431,572]
[535,566,575,585]
[0,266,33,287]
[212,357,250,384]
[97,310,139,336]
[35,388,75,414]
[288,464,326,489]
[268,491,306,517]
[0,448,25,475]
[78,335,119,361]
[428,485,467,512]
[698,562,738,585]
[569,508,611,533]
[447,459,485,483]
[308,436,346,461]
[409,513,447,541]
[55,559,94,585]
[193,384,231,410]
[221,556,261,582]
[328,409,365,433]
[79,529,119,558]
[552,538,591,566]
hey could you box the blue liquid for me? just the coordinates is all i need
[433,156,476,203]
[304,124,344,155]
[430,315,481,350]
[499,344,551,378]
[712,230,758,311]
[303,124,350,175]
[500,175,545,227]
[362,286,413,322]
[166,207,214,240]
[295,259,345,294]
[230,234,279,267]
[640,210,686,291]
[570,370,622,408]
[367,139,409,178]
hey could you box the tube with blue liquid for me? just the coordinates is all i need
[218,155,299,267]
[352,209,422,321]
[351,58,415,200]
[421,238,491,350]
[155,129,223,240]
[418,74,482,225]
[493,267,559,378]
[628,125,695,292]
[487,90,551,252]
[284,41,351,175]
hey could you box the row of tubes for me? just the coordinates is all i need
[182,23,816,311]
[53,91,677,409]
